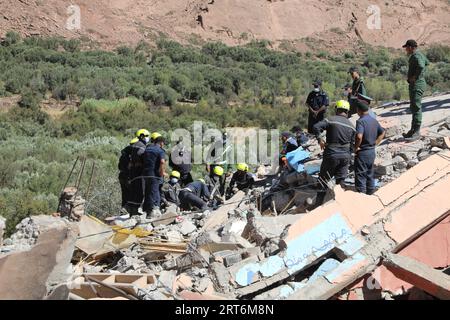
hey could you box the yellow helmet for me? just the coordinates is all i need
[237,163,249,172]
[335,100,350,111]
[135,129,150,138]
[129,137,139,145]
[170,170,181,179]
[213,166,224,176]
[151,132,162,141]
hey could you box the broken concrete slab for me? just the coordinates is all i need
[241,214,299,246]
[201,191,245,232]
[0,217,78,299]
[383,253,450,300]
[178,219,197,236]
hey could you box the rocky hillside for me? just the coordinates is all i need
[0,0,449,51]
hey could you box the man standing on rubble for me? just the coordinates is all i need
[306,80,329,133]
[348,67,368,117]
[179,179,211,212]
[128,129,150,215]
[313,100,355,189]
[354,102,385,195]
[142,135,168,218]
[402,39,429,141]
[118,137,138,213]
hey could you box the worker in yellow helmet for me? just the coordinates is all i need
[126,129,150,215]
[118,137,140,213]
[225,163,255,200]
[204,165,225,205]
[150,132,162,143]
[312,100,355,205]
[161,170,181,208]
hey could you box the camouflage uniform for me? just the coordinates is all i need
[407,50,429,132]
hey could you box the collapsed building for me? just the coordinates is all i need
[0,94,449,300]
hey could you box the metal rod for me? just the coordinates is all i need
[57,156,79,212]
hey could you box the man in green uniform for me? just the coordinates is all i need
[402,39,429,141]
[348,67,367,117]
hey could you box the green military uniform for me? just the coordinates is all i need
[349,77,367,116]
[407,50,429,130]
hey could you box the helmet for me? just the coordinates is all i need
[151,132,162,141]
[236,163,249,172]
[136,129,150,138]
[129,137,139,145]
[213,166,224,176]
[170,170,181,179]
[335,100,350,111]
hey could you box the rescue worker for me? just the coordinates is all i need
[142,135,167,218]
[205,165,225,204]
[291,126,309,147]
[206,132,230,176]
[128,129,150,215]
[402,39,429,141]
[161,170,181,208]
[281,131,298,154]
[354,102,386,195]
[150,132,162,143]
[348,67,367,117]
[306,80,329,133]
[226,163,255,200]
[178,179,211,211]
[118,137,138,212]
[169,137,193,187]
[313,100,356,188]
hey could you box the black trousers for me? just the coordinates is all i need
[118,173,130,207]
[308,110,325,133]
[127,174,144,211]
[355,149,376,195]
[179,190,208,211]
[319,153,351,187]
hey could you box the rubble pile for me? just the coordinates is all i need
[1,102,450,300]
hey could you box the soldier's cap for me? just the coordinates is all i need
[312,79,322,86]
[402,39,418,48]
[348,66,359,74]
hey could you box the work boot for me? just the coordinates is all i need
[402,129,413,139]
[405,125,421,142]
[149,207,162,219]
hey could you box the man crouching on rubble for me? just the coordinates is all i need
[354,102,385,195]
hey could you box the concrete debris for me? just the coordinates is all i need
[58,187,85,222]
[0,99,449,300]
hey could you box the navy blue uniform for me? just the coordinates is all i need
[179,181,211,211]
[306,90,329,133]
[142,144,166,212]
[355,115,385,195]
[313,115,356,186]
